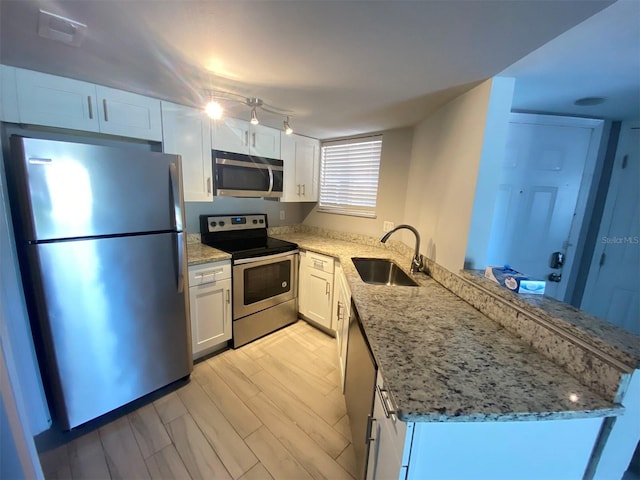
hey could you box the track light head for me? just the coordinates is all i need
[250,108,259,125]
[284,117,293,135]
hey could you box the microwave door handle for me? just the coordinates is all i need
[267,165,274,193]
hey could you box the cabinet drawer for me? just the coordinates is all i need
[188,261,231,285]
[302,250,334,273]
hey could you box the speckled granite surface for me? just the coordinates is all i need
[186,241,230,266]
[271,231,621,422]
[461,270,640,370]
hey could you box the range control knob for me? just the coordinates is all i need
[253,219,258,224]
[259,219,264,224]
[209,221,217,227]
[219,221,225,227]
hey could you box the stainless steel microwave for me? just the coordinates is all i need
[212,150,283,198]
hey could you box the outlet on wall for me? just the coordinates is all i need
[280,210,285,220]
[383,221,395,233]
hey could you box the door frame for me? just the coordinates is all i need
[507,113,605,301]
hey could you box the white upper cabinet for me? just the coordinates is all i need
[16,68,100,132]
[161,102,213,202]
[95,86,162,141]
[13,67,162,141]
[251,124,281,158]
[212,117,281,158]
[281,133,320,202]
[0,65,19,123]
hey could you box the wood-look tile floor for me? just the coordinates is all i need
[38,321,356,480]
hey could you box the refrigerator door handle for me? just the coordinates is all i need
[176,232,185,293]
[169,162,183,231]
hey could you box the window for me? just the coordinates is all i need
[318,135,382,218]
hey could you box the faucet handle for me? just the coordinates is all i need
[411,254,424,274]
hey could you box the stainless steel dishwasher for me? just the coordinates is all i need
[344,300,377,480]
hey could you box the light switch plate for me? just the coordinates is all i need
[279,210,285,220]
[383,221,394,232]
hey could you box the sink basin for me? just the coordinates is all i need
[352,258,419,287]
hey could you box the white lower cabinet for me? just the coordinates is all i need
[365,370,604,480]
[299,250,334,330]
[334,263,351,389]
[367,372,413,480]
[162,102,213,202]
[188,261,232,359]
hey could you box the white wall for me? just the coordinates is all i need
[403,79,499,273]
[303,128,413,239]
[465,77,515,269]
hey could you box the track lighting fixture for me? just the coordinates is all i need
[284,117,293,135]
[204,90,293,134]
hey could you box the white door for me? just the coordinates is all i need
[96,86,162,141]
[162,102,213,202]
[486,114,603,300]
[15,68,99,132]
[250,124,281,158]
[189,278,232,357]
[211,117,250,154]
[581,122,640,334]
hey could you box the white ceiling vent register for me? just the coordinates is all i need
[38,10,87,47]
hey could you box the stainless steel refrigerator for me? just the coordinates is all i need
[7,136,192,430]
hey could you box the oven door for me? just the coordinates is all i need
[233,251,298,319]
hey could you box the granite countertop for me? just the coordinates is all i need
[186,241,231,266]
[461,269,640,369]
[272,232,621,423]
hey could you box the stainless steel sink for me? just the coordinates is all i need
[352,257,419,287]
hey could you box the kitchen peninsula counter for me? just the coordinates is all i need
[271,231,621,423]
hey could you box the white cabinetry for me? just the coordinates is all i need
[333,263,351,388]
[281,133,320,202]
[0,65,19,122]
[212,117,281,158]
[162,102,213,202]
[188,261,232,359]
[94,85,162,140]
[367,372,413,480]
[365,375,603,480]
[299,250,334,330]
[13,68,162,141]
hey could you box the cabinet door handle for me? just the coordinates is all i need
[102,99,109,122]
[244,131,249,146]
[207,177,212,194]
[297,184,300,196]
[325,282,330,296]
[87,96,93,119]
[337,301,343,320]
[302,184,306,196]
[377,385,397,421]
[252,132,256,148]
[366,415,376,444]
[226,289,230,304]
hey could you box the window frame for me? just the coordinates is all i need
[317,135,383,218]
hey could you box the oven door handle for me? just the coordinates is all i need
[234,250,299,265]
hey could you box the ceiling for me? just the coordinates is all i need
[1,0,635,140]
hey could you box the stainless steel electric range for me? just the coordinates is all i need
[200,214,298,348]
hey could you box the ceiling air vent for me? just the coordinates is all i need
[38,9,87,47]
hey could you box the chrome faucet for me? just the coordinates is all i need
[380,224,423,274]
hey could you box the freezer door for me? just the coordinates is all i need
[26,232,191,429]
[10,136,183,241]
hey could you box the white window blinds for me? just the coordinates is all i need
[319,136,382,218]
